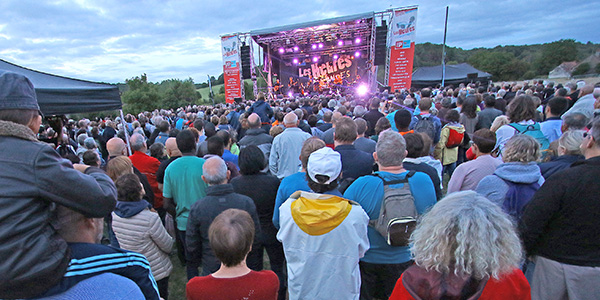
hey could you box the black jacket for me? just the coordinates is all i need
[519,156,600,267]
[538,154,584,179]
[186,184,262,275]
[0,120,117,298]
[238,128,273,148]
[231,173,281,243]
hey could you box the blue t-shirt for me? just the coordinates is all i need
[273,171,310,229]
[344,171,437,264]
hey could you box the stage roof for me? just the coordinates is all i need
[249,12,375,59]
[249,12,374,36]
[411,63,492,88]
[0,59,122,115]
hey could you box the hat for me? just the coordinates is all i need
[0,71,40,112]
[307,147,342,184]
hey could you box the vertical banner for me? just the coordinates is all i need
[388,8,417,91]
[221,35,242,104]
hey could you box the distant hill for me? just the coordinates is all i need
[413,40,600,80]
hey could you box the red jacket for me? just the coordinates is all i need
[389,266,530,300]
[129,151,163,208]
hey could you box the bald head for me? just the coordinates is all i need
[580,84,594,98]
[202,156,229,185]
[248,113,261,128]
[165,137,181,157]
[106,137,126,157]
[283,112,298,128]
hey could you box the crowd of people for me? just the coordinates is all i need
[1,68,600,300]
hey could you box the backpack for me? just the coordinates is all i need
[414,115,436,142]
[508,123,550,150]
[369,171,417,247]
[501,178,540,221]
[445,126,464,148]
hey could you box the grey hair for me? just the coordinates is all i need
[375,130,406,167]
[284,112,298,125]
[84,137,97,150]
[294,108,303,120]
[503,134,540,163]
[129,133,146,152]
[558,130,585,155]
[410,191,523,280]
[203,156,228,185]
[77,133,88,146]
[563,113,589,131]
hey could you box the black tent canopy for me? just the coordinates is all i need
[411,63,492,88]
[0,59,122,116]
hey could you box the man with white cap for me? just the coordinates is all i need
[277,147,369,300]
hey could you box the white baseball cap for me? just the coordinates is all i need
[307,147,342,184]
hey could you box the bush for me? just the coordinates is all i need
[572,62,591,76]
[595,63,600,74]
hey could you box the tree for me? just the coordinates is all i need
[572,63,591,76]
[160,78,201,109]
[468,51,529,81]
[534,39,578,75]
[121,74,161,114]
[596,63,600,74]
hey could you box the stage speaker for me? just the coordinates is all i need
[241,45,251,79]
[374,23,388,65]
[272,57,280,75]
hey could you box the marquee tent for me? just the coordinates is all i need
[411,63,492,88]
[0,59,122,116]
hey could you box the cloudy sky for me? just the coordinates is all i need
[1,0,597,84]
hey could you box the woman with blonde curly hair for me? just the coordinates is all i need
[476,134,544,220]
[389,191,530,300]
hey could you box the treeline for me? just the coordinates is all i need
[414,39,600,81]
[121,74,204,114]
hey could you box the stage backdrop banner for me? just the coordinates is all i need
[388,8,417,91]
[221,35,242,104]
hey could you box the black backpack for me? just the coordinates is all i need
[370,171,417,247]
[414,115,436,142]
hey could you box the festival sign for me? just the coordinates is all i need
[221,35,242,104]
[388,8,417,91]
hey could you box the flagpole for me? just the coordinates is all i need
[441,6,449,87]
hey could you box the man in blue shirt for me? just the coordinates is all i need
[344,130,437,300]
[273,137,325,229]
[269,112,311,179]
[541,96,569,143]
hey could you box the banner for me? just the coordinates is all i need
[388,8,417,91]
[221,35,242,104]
[278,55,367,95]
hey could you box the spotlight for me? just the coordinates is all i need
[279,48,285,54]
[355,37,361,44]
[312,44,317,50]
[293,46,299,52]
[288,91,293,97]
[333,54,339,60]
[337,40,343,46]
[293,58,299,64]
[318,43,324,49]
[357,84,368,96]
[355,51,361,57]
[313,56,319,62]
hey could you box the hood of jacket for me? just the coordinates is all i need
[401,265,488,300]
[114,200,152,218]
[289,191,355,236]
[494,162,541,183]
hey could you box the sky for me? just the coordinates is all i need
[1,0,598,84]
